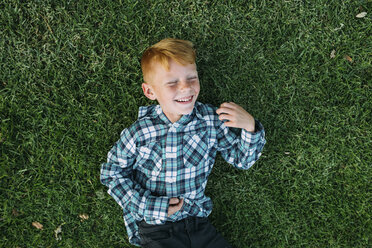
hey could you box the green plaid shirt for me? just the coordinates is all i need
[100,101,266,246]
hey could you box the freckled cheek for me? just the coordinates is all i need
[166,89,178,100]
[194,82,200,94]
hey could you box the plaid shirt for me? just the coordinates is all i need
[100,101,266,246]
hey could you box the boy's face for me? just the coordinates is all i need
[142,59,200,123]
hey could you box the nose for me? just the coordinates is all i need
[178,80,189,91]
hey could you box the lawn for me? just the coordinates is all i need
[0,0,371,247]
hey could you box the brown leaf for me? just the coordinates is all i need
[32,221,43,230]
[344,55,353,62]
[79,213,89,221]
[12,209,20,216]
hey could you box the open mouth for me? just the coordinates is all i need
[175,96,193,104]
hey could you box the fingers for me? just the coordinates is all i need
[168,198,184,217]
[222,121,235,127]
[169,197,180,205]
[220,102,236,108]
[216,102,255,130]
[171,198,183,207]
[216,102,240,128]
[216,102,236,114]
[216,107,234,115]
[217,113,233,122]
[168,206,177,217]
[218,116,238,128]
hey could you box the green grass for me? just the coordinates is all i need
[1,0,371,247]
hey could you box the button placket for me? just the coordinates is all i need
[165,125,178,194]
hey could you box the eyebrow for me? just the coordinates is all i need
[186,75,198,80]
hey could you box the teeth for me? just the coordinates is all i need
[176,96,192,102]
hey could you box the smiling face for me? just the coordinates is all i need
[142,59,200,123]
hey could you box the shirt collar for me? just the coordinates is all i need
[138,102,204,124]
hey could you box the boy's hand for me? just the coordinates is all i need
[168,198,184,217]
[216,102,255,132]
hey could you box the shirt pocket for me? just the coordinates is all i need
[136,142,162,180]
[182,130,209,168]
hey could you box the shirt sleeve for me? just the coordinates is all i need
[100,128,169,223]
[216,119,266,169]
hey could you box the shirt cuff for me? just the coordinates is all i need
[144,195,169,223]
[241,120,265,145]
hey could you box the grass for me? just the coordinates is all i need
[1,0,371,247]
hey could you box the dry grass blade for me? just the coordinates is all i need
[32,222,43,230]
[344,55,353,62]
[79,213,89,221]
[54,224,63,241]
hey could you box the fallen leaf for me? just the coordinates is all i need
[54,224,63,240]
[32,221,43,230]
[333,23,344,31]
[12,209,20,216]
[330,49,336,58]
[79,213,89,221]
[356,12,367,18]
[344,55,353,62]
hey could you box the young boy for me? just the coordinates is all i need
[100,38,266,248]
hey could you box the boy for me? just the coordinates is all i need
[100,38,266,247]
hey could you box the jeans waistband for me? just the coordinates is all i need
[139,216,209,232]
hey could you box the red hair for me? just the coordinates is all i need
[141,38,196,82]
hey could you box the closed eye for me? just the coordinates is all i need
[187,76,197,80]
[166,81,177,85]
[187,76,198,82]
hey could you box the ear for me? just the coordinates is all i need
[142,82,156,100]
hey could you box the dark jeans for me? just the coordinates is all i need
[138,217,232,248]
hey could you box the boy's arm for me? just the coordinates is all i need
[215,102,266,169]
[100,128,169,223]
